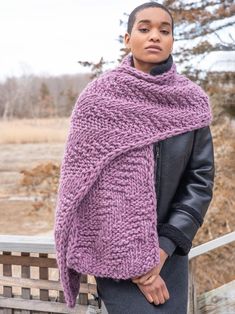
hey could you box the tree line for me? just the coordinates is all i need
[0,73,90,119]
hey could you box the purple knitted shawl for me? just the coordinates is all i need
[54,54,212,308]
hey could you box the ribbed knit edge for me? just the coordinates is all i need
[158,223,192,255]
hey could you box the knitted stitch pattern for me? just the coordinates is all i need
[54,54,213,308]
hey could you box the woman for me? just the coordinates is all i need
[54,2,215,314]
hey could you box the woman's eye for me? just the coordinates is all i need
[138,28,169,34]
[161,30,170,35]
[139,28,149,33]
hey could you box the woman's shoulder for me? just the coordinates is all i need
[77,68,120,105]
[82,68,117,92]
[176,71,207,95]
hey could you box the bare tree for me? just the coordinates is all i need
[163,0,235,77]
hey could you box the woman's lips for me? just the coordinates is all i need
[145,47,162,53]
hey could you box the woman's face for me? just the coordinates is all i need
[124,7,174,73]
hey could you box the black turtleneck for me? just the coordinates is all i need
[149,54,173,76]
[130,54,173,76]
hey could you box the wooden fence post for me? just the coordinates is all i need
[79,274,88,305]
[188,258,198,314]
[39,253,49,314]
[21,252,31,314]
[3,251,13,314]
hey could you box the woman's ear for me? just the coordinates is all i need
[124,32,131,50]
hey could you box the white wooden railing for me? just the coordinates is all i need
[188,231,235,314]
[0,231,235,314]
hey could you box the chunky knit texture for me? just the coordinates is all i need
[54,54,213,308]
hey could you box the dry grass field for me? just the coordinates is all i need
[0,118,69,235]
[0,116,234,296]
[0,118,69,144]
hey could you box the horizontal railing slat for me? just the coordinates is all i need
[0,275,61,290]
[189,231,235,259]
[197,279,235,313]
[0,275,97,294]
[0,254,57,267]
[0,296,87,314]
[0,235,54,253]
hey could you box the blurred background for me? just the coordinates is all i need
[0,0,234,299]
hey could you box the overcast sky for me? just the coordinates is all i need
[0,0,147,81]
[0,0,234,82]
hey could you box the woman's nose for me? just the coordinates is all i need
[149,30,160,41]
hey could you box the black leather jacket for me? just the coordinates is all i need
[154,125,215,256]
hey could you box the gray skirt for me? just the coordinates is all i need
[95,253,189,314]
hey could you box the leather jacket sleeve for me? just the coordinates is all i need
[158,126,215,255]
